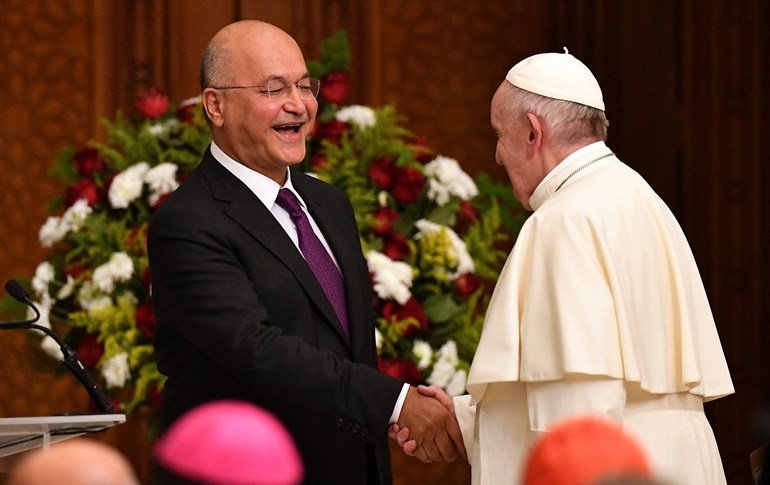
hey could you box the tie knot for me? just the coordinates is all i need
[275,188,303,218]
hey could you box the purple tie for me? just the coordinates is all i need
[275,189,349,336]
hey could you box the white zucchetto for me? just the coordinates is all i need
[505,48,605,111]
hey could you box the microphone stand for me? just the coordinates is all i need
[1,281,115,413]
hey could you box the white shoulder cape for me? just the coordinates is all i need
[466,147,734,403]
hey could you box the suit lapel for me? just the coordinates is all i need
[199,155,349,345]
[293,175,370,353]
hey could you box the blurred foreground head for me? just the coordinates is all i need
[8,438,138,485]
[523,415,653,485]
[152,400,303,485]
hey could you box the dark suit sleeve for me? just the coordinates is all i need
[148,181,403,444]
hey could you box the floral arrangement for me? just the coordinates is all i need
[5,31,521,416]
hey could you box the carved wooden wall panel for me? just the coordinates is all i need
[360,1,550,178]
[0,0,92,419]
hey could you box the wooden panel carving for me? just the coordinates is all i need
[357,1,550,179]
[0,0,93,418]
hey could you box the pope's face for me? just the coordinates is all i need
[491,85,537,210]
[211,29,317,183]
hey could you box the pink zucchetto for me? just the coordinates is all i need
[506,48,605,111]
[153,400,303,485]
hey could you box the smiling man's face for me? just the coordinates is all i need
[205,23,318,184]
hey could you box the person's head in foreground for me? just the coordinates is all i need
[522,415,653,485]
[8,437,139,485]
[151,400,303,485]
[490,48,609,210]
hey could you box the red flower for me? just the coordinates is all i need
[310,153,327,169]
[391,167,426,203]
[135,87,169,119]
[314,119,346,143]
[66,179,100,206]
[378,357,422,385]
[413,136,435,164]
[320,71,350,104]
[142,267,152,288]
[72,147,105,177]
[64,262,90,279]
[153,192,172,208]
[76,332,104,368]
[176,97,200,123]
[368,157,395,190]
[383,231,411,261]
[135,301,156,338]
[458,200,478,226]
[455,272,483,298]
[382,297,428,337]
[148,383,164,408]
[371,207,399,235]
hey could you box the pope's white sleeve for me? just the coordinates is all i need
[525,374,626,443]
[453,394,476,457]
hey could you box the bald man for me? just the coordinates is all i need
[8,438,138,485]
[148,20,463,485]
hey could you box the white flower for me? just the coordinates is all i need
[335,105,376,129]
[437,340,459,364]
[147,123,165,136]
[427,340,460,388]
[56,275,76,300]
[101,352,131,389]
[446,369,467,397]
[365,250,413,305]
[144,162,179,206]
[32,262,55,297]
[39,216,68,247]
[91,252,134,293]
[108,162,149,209]
[412,340,433,370]
[61,199,92,232]
[427,359,455,388]
[414,219,475,277]
[179,95,201,108]
[40,335,64,361]
[77,282,100,310]
[374,327,383,351]
[86,296,113,316]
[424,156,478,205]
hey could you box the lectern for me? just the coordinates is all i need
[0,414,126,457]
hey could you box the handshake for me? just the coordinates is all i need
[389,385,467,463]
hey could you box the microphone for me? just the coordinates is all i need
[2,279,115,413]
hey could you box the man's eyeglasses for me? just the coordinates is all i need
[210,78,321,101]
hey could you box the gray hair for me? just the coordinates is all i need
[199,40,231,91]
[502,84,609,145]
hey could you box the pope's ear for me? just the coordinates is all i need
[201,88,225,127]
[525,112,544,147]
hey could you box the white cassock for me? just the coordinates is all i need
[456,142,734,485]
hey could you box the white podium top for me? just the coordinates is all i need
[0,414,126,457]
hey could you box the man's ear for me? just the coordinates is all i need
[525,112,544,151]
[202,88,225,127]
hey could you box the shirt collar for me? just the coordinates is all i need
[210,141,304,209]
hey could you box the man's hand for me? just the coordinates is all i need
[394,385,467,463]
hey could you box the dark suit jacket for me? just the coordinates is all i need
[148,149,403,485]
